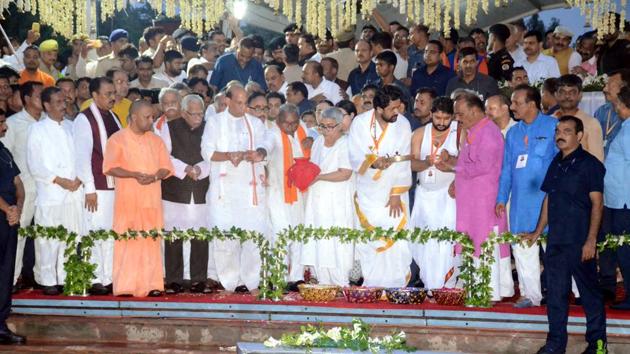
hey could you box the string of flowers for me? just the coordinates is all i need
[263,319,415,353]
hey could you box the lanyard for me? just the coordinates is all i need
[605,109,618,138]
[430,127,449,161]
[369,111,389,153]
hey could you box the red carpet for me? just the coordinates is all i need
[13,288,630,320]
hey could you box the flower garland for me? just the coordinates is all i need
[582,74,608,92]
[264,319,415,353]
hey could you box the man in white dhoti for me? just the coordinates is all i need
[410,96,459,290]
[201,85,269,293]
[301,107,355,286]
[0,81,43,290]
[266,103,312,289]
[27,87,85,295]
[348,85,413,288]
[73,77,121,295]
[160,94,213,294]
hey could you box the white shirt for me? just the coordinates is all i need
[509,46,527,64]
[277,81,288,96]
[26,116,77,206]
[567,51,582,73]
[130,77,169,90]
[154,71,186,85]
[0,109,41,185]
[306,78,342,105]
[373,49,408,81]
[516,53,561,83]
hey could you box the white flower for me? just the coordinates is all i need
[263,337,282,347]
[326,327,342,342]
[382,335,393,344]
[353,322,362,334]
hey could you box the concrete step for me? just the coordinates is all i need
[0,341,235,353]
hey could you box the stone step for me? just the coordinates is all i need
[0,341,234,353]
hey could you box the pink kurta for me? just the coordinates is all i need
[455,117,509,258]
[103,128,174,297]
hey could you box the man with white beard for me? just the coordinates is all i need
[348,85,413,287]
[73,77,121,295]
[265,103,312,290]
[201,85,270,293]
[409,97,459,290]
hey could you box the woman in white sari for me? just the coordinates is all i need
[301,107,355,286]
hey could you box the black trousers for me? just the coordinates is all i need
[545,244,606,351]
[0,211,18,331]
[598,207,630,298]
[164,239,209,284]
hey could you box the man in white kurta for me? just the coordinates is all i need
[27,87,85,295]
[348,85,413,288]
[266,104,310,284]
[409,97,459,290]
[201,85,270,293]
[0,82,43,287]
[73,78,121,294]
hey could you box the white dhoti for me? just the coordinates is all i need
[34,195,86,286]
[513,242,542,305]
[13,187,36,285]
[472,245,515,301]
[85,190,115,285]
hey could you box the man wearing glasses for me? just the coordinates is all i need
[247,92,273,129]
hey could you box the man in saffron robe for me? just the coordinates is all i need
[103,100,173,297]
[454,91,514,302]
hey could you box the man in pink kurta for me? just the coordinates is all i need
[103,100,173,297]
[453,92,513,301]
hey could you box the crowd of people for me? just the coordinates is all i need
[0,10,629,352]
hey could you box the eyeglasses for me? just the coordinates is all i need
[318,123,340,131]
[185,111,204,117]
[249,106,269,113]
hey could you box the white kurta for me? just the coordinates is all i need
[27,116,86,286]
[0,109,41,284]
[159,122,214,280]
[266,125,306,282]
[410,122,459,290]
[348,109,413,288]
[202,110,270,291]
[306,79,343,105]
[301,136,355,286]
[73,110,120,285]
[515,53,561,83]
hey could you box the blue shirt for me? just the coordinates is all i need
[347,62,379,96]
[604,118,630,209]
[296,98,316,116]
[209,53,267,91]
[497,113,558,233]
[594,102,622,156]
[410,64,456,97]
[407,45,425,77]
[541,146,605,246]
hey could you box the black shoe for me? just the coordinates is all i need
[581,340,607,354]
[105,283,113,293]
[611,301,630,310]
[349,277,364,287]
[0,329,26,345]
[42,286,60,296]
[601,289,616,303]
[234,285,250,293]
[165,283,183,295]
[147,290,163,297]
[191,282,212,294]
[536,345,565,354]
[286,280,305,292]
[573,297,582,306]
[206,278,222,291]
[89,283,109,296]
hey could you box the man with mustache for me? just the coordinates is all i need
[525,116,606,354]
[409,96,460,290]
[73,77,122,295]
[496,85,557,308]
[153,88,181,134]
[348,85,412,288]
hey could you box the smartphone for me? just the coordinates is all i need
[31,22,40,33]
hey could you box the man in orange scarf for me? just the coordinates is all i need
[266,103,312,290]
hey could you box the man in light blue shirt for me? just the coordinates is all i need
[604,87,630,310]
[496,84,557,308]
[593,69,629,156]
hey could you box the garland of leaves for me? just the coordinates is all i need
[19,226,269,297]
[263,225,482,306]
[263,318,415,353]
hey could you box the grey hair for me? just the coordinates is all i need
[450,88,483,101]
[158,87,179,104]
[319,107,344,124]
[181,94,205,111]
[277,103,299,122]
